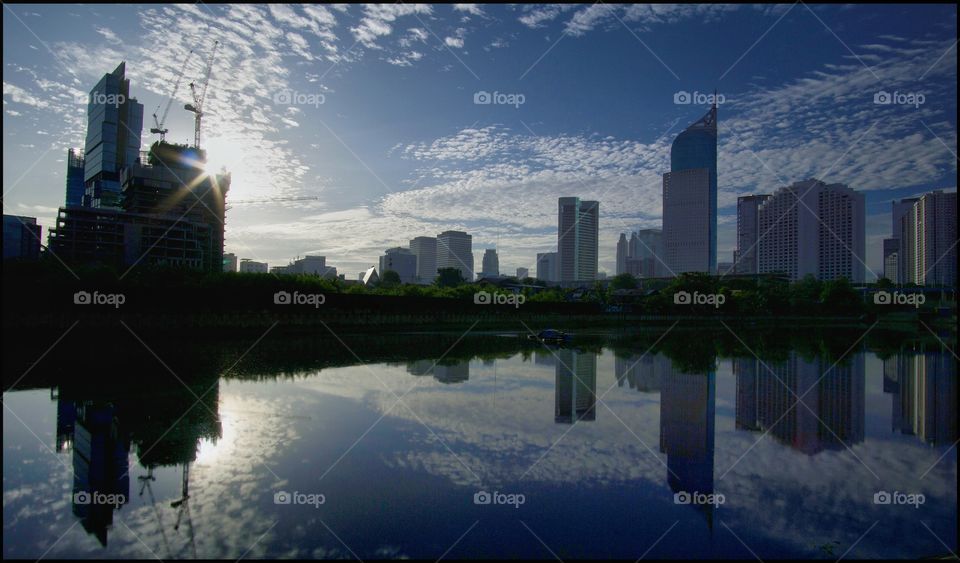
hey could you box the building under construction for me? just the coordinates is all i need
[48,141,230,273]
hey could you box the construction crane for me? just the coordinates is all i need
[184,40,220,150]
[150,50,194,142]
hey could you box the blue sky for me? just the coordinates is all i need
[3,3,957,278]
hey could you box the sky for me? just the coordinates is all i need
[2,3,957,279]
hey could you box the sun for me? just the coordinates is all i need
[201,136,242,174]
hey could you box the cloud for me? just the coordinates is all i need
[350,4,433,49]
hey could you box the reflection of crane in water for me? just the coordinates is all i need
[137,463,196,559]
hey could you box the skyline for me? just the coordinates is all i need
[3,4,957,278]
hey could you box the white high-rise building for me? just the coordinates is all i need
[901,190,957,286]
[757,178,865,282]
[735,194,771,274]
[537,252,558,282]
[436,230,473,281]
[481,248,499,278]
[409,236,437,284]
[558,197,599,282]
[379,247,418,284]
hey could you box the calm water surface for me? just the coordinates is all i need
[2,329,956,559]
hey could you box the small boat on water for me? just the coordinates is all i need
[527,329,572,344]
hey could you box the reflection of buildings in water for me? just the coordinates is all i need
[554,349,597,423]
[659,363,715,527]
[733,353,865,455]
[614,353,665,393]
[55,380,222,550]
[405,360,469,384]
[885,350,957,446]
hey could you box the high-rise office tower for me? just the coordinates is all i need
[900,190,957,286]
[409,236,437,284]
[481,248,499,277]
[557,197,599,282]
[436,230,473,280]
[554,349,597,423]
[536,251,558,282]
[82,62,144,209]
[756,179,865,282]
[735,194,771,274]
[616,233,628,275]
[380,247,418,283]
[882,197,921,283]
[663,104,717,275]
[65,148,86,207]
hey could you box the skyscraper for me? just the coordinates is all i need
[756,179,865,282]
[900,190,957,286]
[616,233,628,275]
[557,197,599,282]
[481,248,499,277]
[663,104,717,275]
[65,148,86,207]
[882,197,920,283]
[516,267,529,279]
[436,230,473,280]
[82,62,144,209]
[735,194,770,274]
[380,247,417,283]
[536,251,558,282]
[409,236,437,284]
[554,349,597,423]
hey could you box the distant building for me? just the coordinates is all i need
[536,251,558,282]
[240,259,268,273]
[900,190,957,286]
[82,62,144,209]
[882,238,900,283]
[65,148,86,207]
[735,194,771,274]
[270,265,292,275]
[717,261,734,276]
[554,349,597,423]
[361,266,379,286]
[663,104,717,275]
[223,252,238,273]
[436,230,473,281]
[481,248,499,277]
[756,179,865,282]
[616,233,628,275]
[516,267,529,279]
[3,215,42,261]
[409,236,437,284]
[631,229,663,278]
[379,247,417,283]
[558,197,599,282]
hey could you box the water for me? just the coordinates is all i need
[2,327,956,559]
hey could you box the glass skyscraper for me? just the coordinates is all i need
[663,104,717,274]
[82,62,144,209]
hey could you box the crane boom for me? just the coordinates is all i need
[184,40,220,150]
[151,50,194,142]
